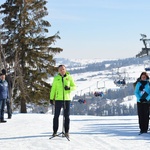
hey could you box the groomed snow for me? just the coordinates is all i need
[0,113,150,150]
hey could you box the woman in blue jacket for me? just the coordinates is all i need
[134,72,150,134]
[0,73,9,123]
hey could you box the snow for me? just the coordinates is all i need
[1,60,150,149]
[121,95,136,107]
[0,113,150,150]
[69,63,146,105]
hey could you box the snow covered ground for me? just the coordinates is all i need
[0,60,149,150]
[0,113,150,150]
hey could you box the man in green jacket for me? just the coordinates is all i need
[50,65,76,138]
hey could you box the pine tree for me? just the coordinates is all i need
[0,0,62,113]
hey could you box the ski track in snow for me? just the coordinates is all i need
[0,114,150,150]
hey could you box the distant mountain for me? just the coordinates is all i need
[55,57,146,74]
[53,57,149,116]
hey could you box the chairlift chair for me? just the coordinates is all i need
[145,67,150,71]
[78,99,86,104]
[94,81,106,97]
[114,78,126,87]
[113,67,127,87]
[94,91,104,97]
[114,71,126,87]
[144,58,150,71]
[77,90,86,104]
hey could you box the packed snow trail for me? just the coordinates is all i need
[0,114,150,150]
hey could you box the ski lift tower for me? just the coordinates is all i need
[136,34,150,57]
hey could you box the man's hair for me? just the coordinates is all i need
[58,65,65,68]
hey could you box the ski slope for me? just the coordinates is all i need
[0,113,150,150]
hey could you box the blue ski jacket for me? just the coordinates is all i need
[134,81,150,102]
[0,79,9,100]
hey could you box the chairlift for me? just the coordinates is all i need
[94,81,106,97]
[78,99,86,104]
[113,67,127,87]
[114,78,126,87]
[145,67,150,71]
[94,91,104,97]
[77,90,86,104]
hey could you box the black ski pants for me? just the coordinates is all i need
[6,100,12,118]
[0,99,6,120]
[53,101,70,133]
[137,102,149,132]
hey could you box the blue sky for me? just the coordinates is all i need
[1,0,150,59]
[47,0,150,59]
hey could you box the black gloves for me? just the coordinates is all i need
[140,92,149,103]
[64,85,70,90]
[141,92,148,99]
[140,99,147,103]
[50,100,54,105]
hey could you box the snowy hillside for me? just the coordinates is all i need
[1,113,150,150]
[55,58,113,66]
[52,57,148,109]
[1,58,150,150]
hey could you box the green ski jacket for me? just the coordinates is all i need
[50,72,76,101]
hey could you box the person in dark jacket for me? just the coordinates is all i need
[134,72,150,134]
[0,73,9,123]
[1,69,13,119]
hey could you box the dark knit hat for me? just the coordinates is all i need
[1,69,6,75]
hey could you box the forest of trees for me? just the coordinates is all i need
[0,0,62,113]
[70,83,137,116]
[0,1,144,115]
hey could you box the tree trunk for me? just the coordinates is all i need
[20,98,27,113]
